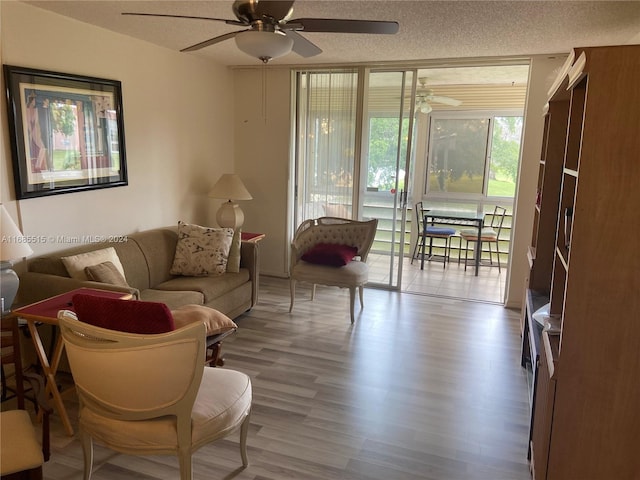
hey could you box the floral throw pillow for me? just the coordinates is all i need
[170,222,234,276]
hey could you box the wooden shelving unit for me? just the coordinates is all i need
[522,44,640,479]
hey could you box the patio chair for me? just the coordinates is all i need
[459,206,507,272]
[412,202,457,268]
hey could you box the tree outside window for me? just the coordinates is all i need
[426,115,523,199]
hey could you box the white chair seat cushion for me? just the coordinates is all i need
[79,368,251,453]
[460,228,498,240]
[0,410,44,474]
[292,259,369,287]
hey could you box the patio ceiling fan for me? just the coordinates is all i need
[123,0,399,63]
[414,77,462,113]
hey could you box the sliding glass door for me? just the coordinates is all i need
[293,68,417,289]
[361,70,416,288]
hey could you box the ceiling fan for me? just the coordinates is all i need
[414,77,462,114]
[123,0,399,63]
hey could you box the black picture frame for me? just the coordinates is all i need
[3,65,128,199]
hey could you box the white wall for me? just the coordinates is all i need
[1,2,234,263]
[233,68,292,277]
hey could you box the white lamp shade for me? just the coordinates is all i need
[0,205,33,261]
[235,30,294,62]
[208,174,253,201]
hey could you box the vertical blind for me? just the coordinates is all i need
[294,69,358,225]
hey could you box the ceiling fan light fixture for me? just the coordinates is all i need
[416,99,432,114]
[235,30,294,63]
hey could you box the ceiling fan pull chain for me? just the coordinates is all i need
[262,64,268,124]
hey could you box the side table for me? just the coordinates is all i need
[12,287,132,436]
[241,232,265,243]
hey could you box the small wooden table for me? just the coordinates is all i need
[241,231,265,243]
[12,288,132,436]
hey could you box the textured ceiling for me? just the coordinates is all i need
[25,0,640,72]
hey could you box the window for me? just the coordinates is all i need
[487,116,523,197]
[427,117,489,195]
[367,115,409,192]
[426,114,523,200]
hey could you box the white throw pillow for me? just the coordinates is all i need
[61,247,126,281]
[170,222,234,276]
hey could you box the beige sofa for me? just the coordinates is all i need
[15,226,259,320]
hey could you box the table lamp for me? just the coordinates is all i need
[1,204,33,313]
[208,174,253,229]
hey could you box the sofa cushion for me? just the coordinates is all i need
[84,261,130,287]
[155,270,250,304]
[72,293,175,334]
[139,289,205,310]
[61,247,126,281]
[128,228,178,288]
[301,243,358,267]
[170,222,234,276]
[171,304,237,336]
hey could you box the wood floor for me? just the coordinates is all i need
[39,276,531,480]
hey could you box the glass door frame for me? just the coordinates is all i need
[360,68,418,290]
[291,66,421,291]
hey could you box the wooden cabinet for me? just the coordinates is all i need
[524,45,640,480]
[531,332,559,480]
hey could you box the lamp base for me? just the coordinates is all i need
[1,261,19,314]
[216,201,245,230]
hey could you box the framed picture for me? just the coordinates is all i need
[3,65,128,199]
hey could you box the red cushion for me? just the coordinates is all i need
[301,243,358,267]
[71,293,175,334]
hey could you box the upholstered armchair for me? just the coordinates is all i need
[289,217,378,323]
[58,310,252,480]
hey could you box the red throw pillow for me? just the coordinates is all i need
[71,293,175,334]
[301,243,358,267]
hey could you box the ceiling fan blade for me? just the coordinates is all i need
[285,30,322,57]
[122,12,246,26]
[288,18,399,34]
[181,30,246,52]
[429,95,462,106]
[255,0,296,22]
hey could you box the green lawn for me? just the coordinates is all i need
[429,174,515,197]
[488,178,516,197]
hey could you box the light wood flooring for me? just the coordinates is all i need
[36,276,530,480]
[368,253,508,304]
